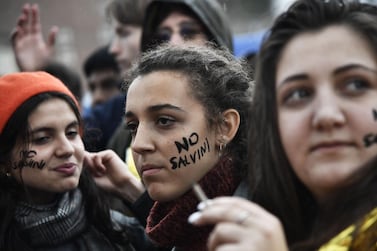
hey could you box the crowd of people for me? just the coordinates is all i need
[1,0,377,250]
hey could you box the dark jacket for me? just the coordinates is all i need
[83,94,125,152]
[141,0,233,52]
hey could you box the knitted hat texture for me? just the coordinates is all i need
[0,71,77,133]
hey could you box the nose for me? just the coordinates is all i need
[312,93,346,131]
[131,124,155,154]
[109,36,120,55]
[55,135,75,158]
[169,32,185,45]
[92,89,105,106]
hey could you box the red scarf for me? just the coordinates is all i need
[146,157,240,251]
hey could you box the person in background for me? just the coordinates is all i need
[83,0,149,152]
[106,0,149,78]
[141,0,233,53]
[0,71,157,251]
[83,45,121,107]
[189,0,377,250]
[81,45,124,152]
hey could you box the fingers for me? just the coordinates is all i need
[12,3,34,42]
[47,26,58,47]
[207,223,246,251]
[30,3,41,34]
[84,151,106,176]
[189,197,289,251]
[189,197,265,226]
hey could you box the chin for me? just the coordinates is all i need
[58,180,80,192]
[148,186,183,202]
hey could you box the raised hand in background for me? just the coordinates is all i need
[11,3,58,71]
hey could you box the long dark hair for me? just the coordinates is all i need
[0,92,131,250]
[249,0,377,246]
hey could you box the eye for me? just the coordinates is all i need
[32,136,50,145]
[157,116,175,127]
[180,26,201,40]
[155,29,171,42]
[117,29,131,38]
[66,130,79,139]
[342,78,370,94]
[283,87,313,106]
[125,121,138,136]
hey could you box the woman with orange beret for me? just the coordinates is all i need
[0,71,156,251]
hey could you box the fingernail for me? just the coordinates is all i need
[197,200,212,211]
[188,211,202,224]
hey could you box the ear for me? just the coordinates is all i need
[217,108,240,144]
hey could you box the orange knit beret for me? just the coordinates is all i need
[0,71,78,134]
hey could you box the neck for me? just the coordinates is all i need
[20,186,59,205]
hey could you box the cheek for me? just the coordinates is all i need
[278,110,308,163]
[73,140,85,164]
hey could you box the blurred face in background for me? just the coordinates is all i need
[87,68,121,106]
[155,11,208,46]
[109,20,142,76]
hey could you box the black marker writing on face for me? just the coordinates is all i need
[363,133,377,147]
[12,150,46,170]
[175,132,199,153]
[363,108,377,147]
[170,137,210,169]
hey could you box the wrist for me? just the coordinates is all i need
[117,175,145,203]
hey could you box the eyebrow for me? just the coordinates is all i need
[278,73,308,87]
[333,64,377,75]
[158,20,201,30]
[125,104,186,118]
[31,121,79,134]
[278,63,377,88]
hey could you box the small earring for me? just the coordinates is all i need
[6,172,11,177]
[218,142,226,157]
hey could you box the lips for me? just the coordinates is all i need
[140,164,162,177]
[53,163,77,175]
[310,141,355,153]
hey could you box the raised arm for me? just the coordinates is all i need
[11,3,58,71]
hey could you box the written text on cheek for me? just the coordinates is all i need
[170,132,211,169]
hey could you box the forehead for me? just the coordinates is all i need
[28,98,77,127]
[126,70,200,113]
[277,25,376,83]
[159,11,200,27]
[88,69,118,83]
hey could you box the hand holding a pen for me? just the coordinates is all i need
[188,196,289,251]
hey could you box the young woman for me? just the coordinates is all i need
[189,0,377,250]
[141,0,233,53]
[0,71,155,251]
[119,44,252,250]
